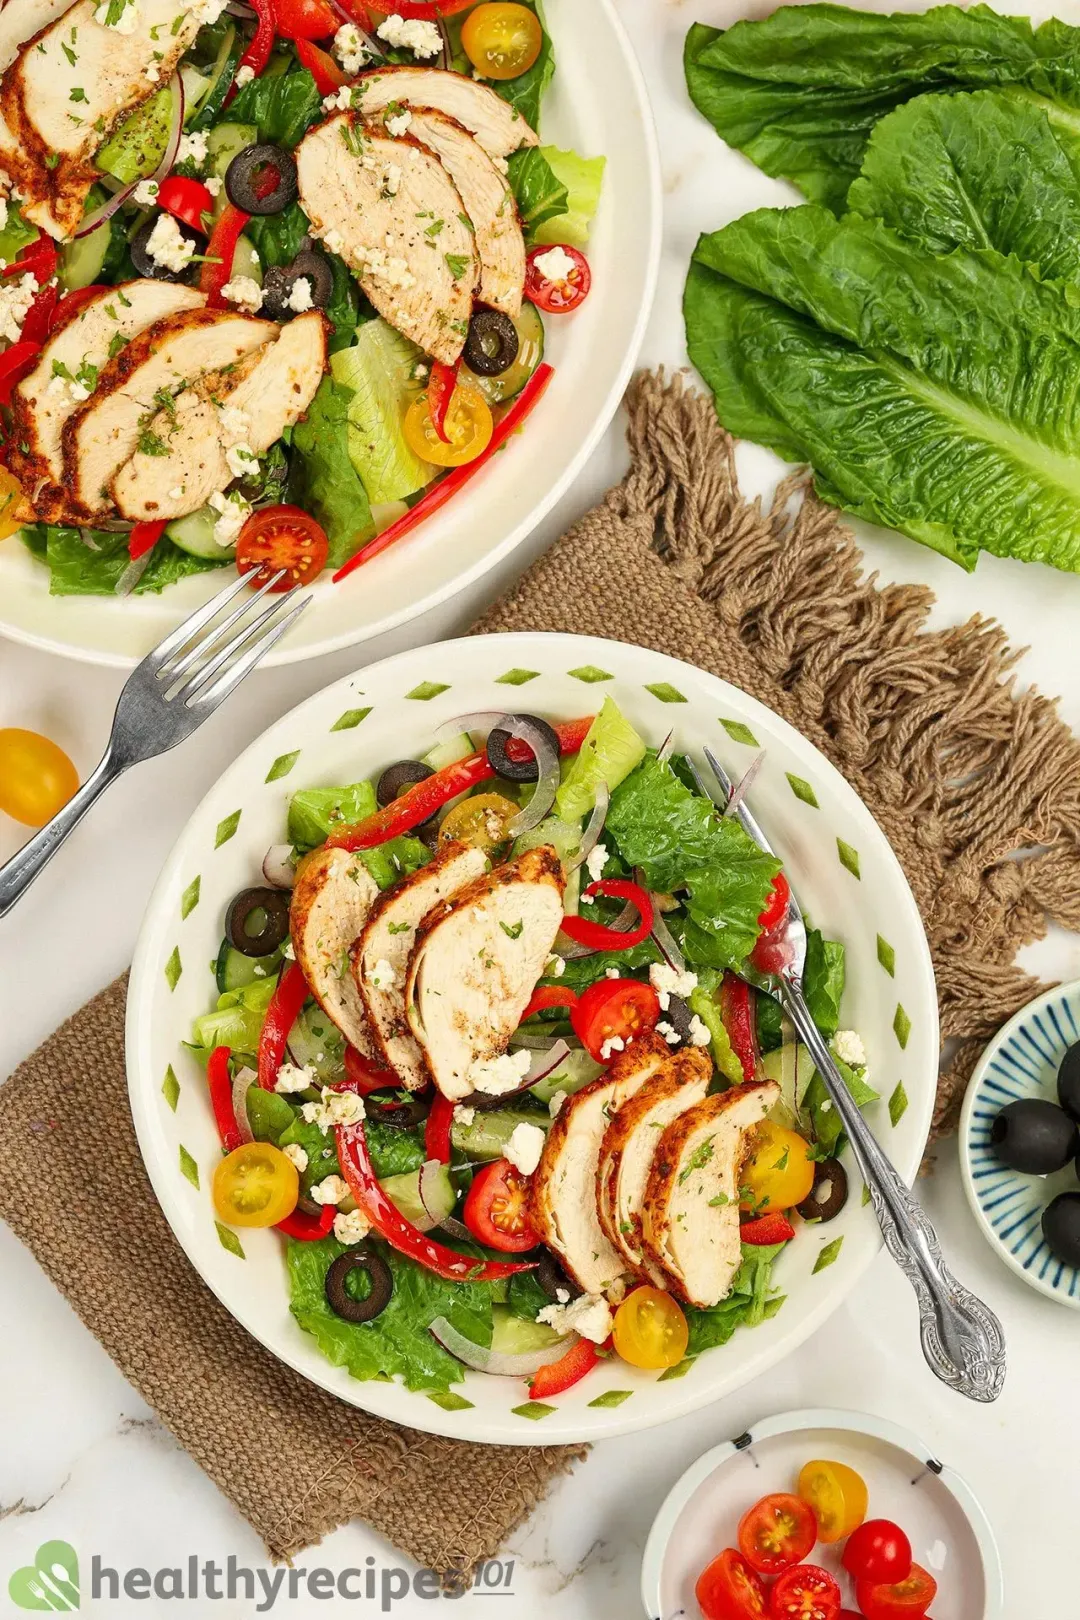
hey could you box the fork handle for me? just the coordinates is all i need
[0,750,123,919]
[781,984,1006,1403]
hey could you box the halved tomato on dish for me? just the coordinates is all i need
[695,1548,767,1620]
[463,1158,538,1252]
[570,977,660,1063]
[738,1493,817,1574]
[236,504,329,589]
[855,1564,938,1620]
[768,1564,841,1620]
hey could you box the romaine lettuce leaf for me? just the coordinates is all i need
[803,1057,879,1156]
[685,1242,785,1353]
[508,147,569,240]
[191,974,279,1057]
[533,147,606,247]
[330,321,435,504]
[228,58,322,145]
[356,835,430,892]
[804,931,845,1039]
[288,377,374,569]
[287,779,377,849]
[20,525,223,596]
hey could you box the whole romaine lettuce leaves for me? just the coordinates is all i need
[288,378,375,570]
[21,525,223,596]
[509,145,607,246]
[330,321,435,504]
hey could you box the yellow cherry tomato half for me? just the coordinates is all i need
[797,1458,869,1543]
[403,383,494,468]
[212,1142,299,1229]
[0,466,24,540]
[461,2,543,80]
[439,790,519,853]
[613,1285,689,1370]
[0,728,79,827]
[739,1119,815,1212]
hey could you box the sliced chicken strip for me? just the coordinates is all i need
[8,280,204,522]
[296,115,478,365]
[530,1032,671,1297]
[62,308,275,520]
[290,846,381,1058]
[642,1081,780,1309]
[0,0,73,71]
[353,65,538,159]
[404,109,525,318]
[352,840,487,1091]
[404,845,564,1099]
[112,312,328,520]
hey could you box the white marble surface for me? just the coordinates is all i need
[3,1,1080,1612]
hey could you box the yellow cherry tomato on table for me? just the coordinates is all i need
[797,1458,869,1543]
[461,2,543,80]
[212,1142,299,1228]
[0,728,79,826]
[439,791,519,853]
[613,1285,688,1370]
[739,1119,815,1212]
[403,384,494,468]
[0,466,24,540]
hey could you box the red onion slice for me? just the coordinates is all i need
[75,177,139,239]
[558,894,639,960]
[438,709,507,736]
[262,844,297,889]
[416,1158,455,1231]
[232,1065,257,1146]
[77,72,184,239]
[326,0,385,60]
[565,780,608,874]
[650,906,686,974]
[724,751,765,818]
[434,13,452,70]
[430,1315,575,1378]
[505,717,560,836]
[656,729,675,764]
[437,1213,473,1244]
[114,549,152,595]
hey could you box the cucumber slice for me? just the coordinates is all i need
[380,1163,454,1228]
[555,696,647,822]
[462,302,545,404]
[422,732,475,771]
[189,23,240,132]
[286,1004,346,1083]
[168,505,230,560]
[529,1046,603,1105]
[214,938,283,994]
[490,1304,563,1354]
[759,1041,815,1129]
[451,1107,548,1162]
[205,121,258,220]
[513,814,582,867]
[60,193,112,290]
[231,233,262,286]
[96,84,177,184]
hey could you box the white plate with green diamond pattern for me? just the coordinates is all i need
[127,634,937,1445]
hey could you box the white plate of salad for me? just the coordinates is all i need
[0,0,659,667]
[127,633,937,1443]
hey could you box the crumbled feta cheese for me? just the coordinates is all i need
[537,1292,614,1344]
[555,1287,569,1304]
[504,1121,545,1177]
[225,441,259,479]
[353,243,416,290]
[132,179,159,208]
[145,62,161,83]
[322,85,354,113]
[176,130,209,171]
[310,1173,350,1207]
[285,275,313,313]
[687,1014,711,1047]
[547,1090,567,1117]
[334,1209,371,1245]
[188,0,227,24]
[376,12,442,57]
[604,966,621,979]
[545,955,566,978]
[380,162,402,197]
[209,489,252,548]
[204,176,222,197]
[46,375,68,398]
[532,244,578,285]
[412,360,429,381]
[67,380,91,402]
[333,22,370,74]
[0,273,38,343]
[217,402,250,439]
[599,1035,625,1060]
[301,1086,366,1131]
[282,1143,309,1173]
[470,1048,532,1095]
[833,1029,867,1069]
[145,213,195,273]
[368,957,396,991]
[820,1099,833,1114]
[322,226,346,256]
[656,1020,680,1046]
[275,1061,317,1095]
[234,64,255,87]
[649,961,699,1011]
[585,843,609,883]
[220,274,263,314]
[452,1105,476,1128]
[282,938,296,960]
[94,0,139,33]
[384,108,412,138]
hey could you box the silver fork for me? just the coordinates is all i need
[697,745,1007,1403]
[0,571,311,919]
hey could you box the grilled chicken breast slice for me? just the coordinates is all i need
[596,1046,713,1283]
[404,845,565,1100]
[7,280,205,521]
[62,308,275,519]
[352,840,487,1091]
[642,1081,780,1309]
[530,1032,671,1297]
[0,0,73,71]
[111,311,328,520]
[353,65,538,159]
[290,846,381,1059]
[296,116,479,365]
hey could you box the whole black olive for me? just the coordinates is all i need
[226,886,291,956]
[797,1157,849,1223]
[130,216,202,281]
[1058,1042,1080,1123]
[536,1248,581,1302]
[1042,1191,1080,1268]
[990,1098,1078,1174]
[325,1245,394,1323]
[260,250,335,320]
[487,714,560,783]
[662,995,694,1048]
[376,759,434,807]
[225,142,298,215]
[372,1098,428,1130]
[463,308,520,377]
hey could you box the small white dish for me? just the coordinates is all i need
[642,1407,1003,1620]
[960,980,1080,1307]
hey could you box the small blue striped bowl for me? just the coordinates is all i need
[960,982,1080,1307]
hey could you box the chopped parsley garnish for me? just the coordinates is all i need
[137,428,169,457]
[387,921,411,935]
[500,920,524,939]
[69,86,87,102]
[61,42,77,66]
[107,332,126,359]
[679,1137,715,1183]
[445,253,470,281]
[153,386,177,418]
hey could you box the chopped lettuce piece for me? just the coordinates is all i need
[330,320,436,504]
[555,697,647,822]
[287,779,377,850]
[228,58,322,145]
[191,974,279,1057]
[684,1241,785,1352]
[0,200,38,268]
[21,525,222,596]
[533,147,606,247]
[288,377,375,569]
[245,1085,297,1144]
[804,930,845,1039]
[803,1057,879,1156]
[356,835,431,891]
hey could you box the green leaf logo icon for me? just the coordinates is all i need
[8,1541,80,1610]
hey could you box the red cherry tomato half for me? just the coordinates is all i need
[757,871,790,933]
[695,1548,767,1620]
[462,1158,539,1252]
[841,1521,912,1584]
[157,175,214,233]
[570,976,660,1064]
[524,243,591,313]
[738,1493,817,1575]
[855,1565,938,1620]
[768,1565,841,1620]
[235,504,329,589]
[273,0,338,37]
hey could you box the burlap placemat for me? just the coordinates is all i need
[3,371,1079,1574]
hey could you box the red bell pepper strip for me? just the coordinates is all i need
[740,1211,796,1246]
[128,519,167,560]
[200,203,252,306]
[427,359,459,444]
[257,961,310,1090]
[559,879,654,951]
[19,284,58,345]
[207,1044,244,1153]
[0,341,41,407]
[341,1045,398,1094]
[425,1092,455,1164]
[719,972,758,1082]
[1,229,58,284]
[333,362,555,581]
[336,1122,535,1282]
[224,0,277,107]
[295,37,346,95]
[157,175,215,235]
[276,1204,336,1241]
[326,715,594,851]
[521,985,579,1022]
[528,1335,604,1400]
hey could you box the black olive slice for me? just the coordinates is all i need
[990,1097,1078,1174]
[662,995,694,1047]
[372,1098,428,1130]
[225,142,298,215]
[1043,1191,1080,1267]
[376,759,434,807]
[225,886,291,956]
[463,308,520,377]
[487,714,559,783]
[260,250,334,320]
[130,216,202,281]
[325,1246,393,1323]
[536,1248,581,1302]
[797,1157,848,1223]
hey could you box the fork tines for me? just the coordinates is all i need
[152,570,309,709]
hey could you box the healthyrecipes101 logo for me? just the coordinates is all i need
[8,1540,80,1610]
